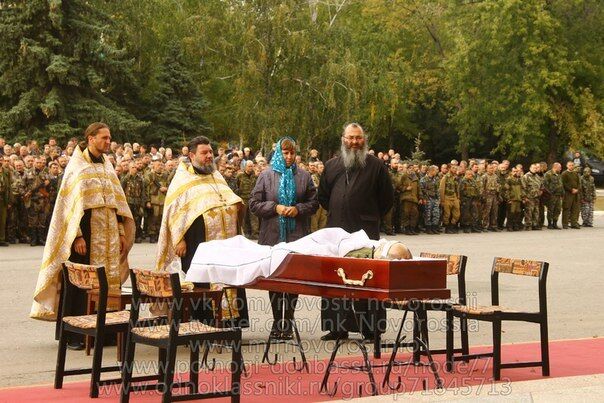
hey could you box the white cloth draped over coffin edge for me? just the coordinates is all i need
[185,228,403,286]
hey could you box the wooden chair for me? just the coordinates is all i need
[385,252,469,360]
[55,262,160,398]
[121,269,242,403]
[445,257,549,380]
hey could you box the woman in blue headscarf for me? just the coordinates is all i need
[249,137,319,339]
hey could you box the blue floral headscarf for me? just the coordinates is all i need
[271,137,297,241]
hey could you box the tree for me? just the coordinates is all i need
[0,0,147,143]
[141,44,209,147]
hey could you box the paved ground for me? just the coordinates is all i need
[1,212,603,389]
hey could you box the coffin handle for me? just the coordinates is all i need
[336,268,373,286]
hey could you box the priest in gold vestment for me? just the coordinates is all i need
[155,136,248,326]
[30,123,135,347]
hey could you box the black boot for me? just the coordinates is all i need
[30,229,38,246]
[37,229,46,246]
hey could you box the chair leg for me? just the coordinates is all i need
[54,327,68,389]
[412,310,421,363]
[445,311,454,372]
[189,341,199,394]
[231,338,242,403]
[540,319,550,376]
[120,335,137,403]
[90,330,105,398]
[158,348,166,383]
[460,316,470,362]
[162,343,177,403]
[492,319,502,381]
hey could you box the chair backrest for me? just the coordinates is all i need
[491,257,549,312]
[132,269,173,298]
[129,269,183,333]
[64,261,104,290]
[420,252,468,304]
[493,257,544,277]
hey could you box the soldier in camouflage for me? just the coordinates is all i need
[0,156,10,246]
[45,161,62,237]
[23,156,51,245]
[481,163,501,231]
[496,160,510,229]
[542,162,563,229]
[439,164,460,233]
[521,163,543,230]
[7,159,29,243]
[580,167,596,227]
[420,165,441,234]
[121,162,146,243]
[504,167,524,231]
[309,161,327,232]
[145,160,170,242]
[383,160,402,235]
[399,164,422,235]
[236,160,259,239]
[561,161,582,229]
[459,169,481,233]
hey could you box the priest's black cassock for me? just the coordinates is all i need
[318,154,393,336]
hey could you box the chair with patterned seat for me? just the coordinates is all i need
[445,257,550,380]
[55,262,161,398]
[384,252,469,360]
[121,269,242,403]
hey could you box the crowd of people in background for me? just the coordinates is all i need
[0,136,598,248]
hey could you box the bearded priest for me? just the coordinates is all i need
[155,136,248,327]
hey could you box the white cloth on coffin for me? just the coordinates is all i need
[185,228,379,286]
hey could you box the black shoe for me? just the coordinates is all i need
[280,330,294,340]
[320,331,348,341]
[532,226,542,230]
[269,329,281,340]
[66,341,85,351]
[385,230,395,236]
[0,241,8,247]
[135,237,142,243]
[571,225,581,229]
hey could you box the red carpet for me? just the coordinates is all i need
[2,338,604,402]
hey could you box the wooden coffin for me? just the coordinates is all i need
[249,254,450,301]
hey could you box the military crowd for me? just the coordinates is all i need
[0,136,598,247]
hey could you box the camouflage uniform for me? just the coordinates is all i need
[236,170,259,239]
[481,173,501,230]
[459,176,481,232]
[580,171,596,227]
[7,169,28,243]
[121,172,146,241]
[45,172,63,236]
[310,172,328,233]
[439,172,460,232]
[496,169,509,228]
[542,170,563,228]
[399,172,421,234]
[561,169,581,228]
[0,167,10,244]
[521,171,542,229]
[383,170,402,235]
[504,176,523,231]
[23,167,51,245]
[420,174,440,234]
[145,170,170,242]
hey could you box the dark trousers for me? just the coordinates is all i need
[269,291,298,332]
[321,298,386,336]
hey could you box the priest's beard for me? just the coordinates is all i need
[340,143,368,170]
[192,161,216,175]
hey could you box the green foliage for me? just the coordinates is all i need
[0,0,148,143]
[1,0,602,161]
